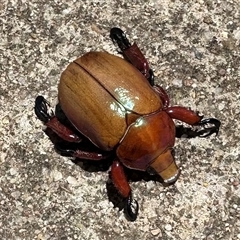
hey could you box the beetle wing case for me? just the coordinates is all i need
[74,52,161,114]
[58,52,162,152]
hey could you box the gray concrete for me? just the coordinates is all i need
[0,0,239,239]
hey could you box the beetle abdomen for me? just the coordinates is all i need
[58,52,162,151]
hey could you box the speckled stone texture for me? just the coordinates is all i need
[0,0,239,239]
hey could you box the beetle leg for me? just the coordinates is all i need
[35,95,53,123]
[53,142,109,160]
[166,106,203,125]
[165,106,221,137]
[175,119,221,138]
[153,85,170,108]
[110,27,154,85]
[35,96,81,143]
[110,27,131,51]
[111,160,131,198]
[43,127,110,160]
[45,117,81,143]
[124,194,139,222]
[110,160,139,221]
[194,118,221,137]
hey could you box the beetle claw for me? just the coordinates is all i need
[110,27,131,51]
[124,194,139,222]
[176,118,221,138]
[196,118,221,137]
[34,96,53,123]
[149,69,155,86]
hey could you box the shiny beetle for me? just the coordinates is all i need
[34,27,220,221]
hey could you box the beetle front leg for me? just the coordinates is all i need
[166,106,221,137]
[110,27,154,85]
[110,160,139,221]
[34,96,81,143]
[193,118,221,137]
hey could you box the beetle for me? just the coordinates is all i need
[34,27,220,221]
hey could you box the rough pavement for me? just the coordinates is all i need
[0,0,239,239]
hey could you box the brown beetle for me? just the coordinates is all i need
[35,28,220,221]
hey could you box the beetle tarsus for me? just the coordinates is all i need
[149,69,155,86]
[110,27,131,51]
[124,194,139,222]
[176,118,221,138]
[35,95,53,123]
[195,118,221,137]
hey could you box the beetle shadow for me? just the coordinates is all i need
[74,155,165,213]
[43,126,166,213]
[43,104,202,214]
[106,167,165,212]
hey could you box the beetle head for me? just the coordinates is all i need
[149,149,180,184]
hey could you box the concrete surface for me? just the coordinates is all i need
[0,0,239,239]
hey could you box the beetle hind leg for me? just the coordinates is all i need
[35,96,53,123]
[110,27,131,51]
[110,27,154,85]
